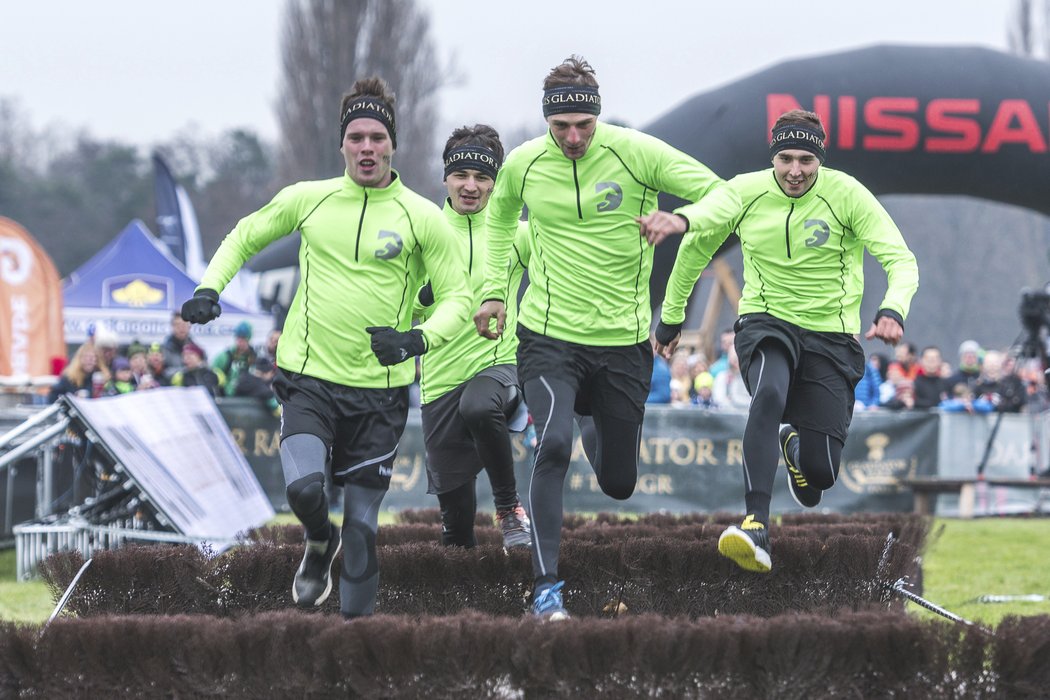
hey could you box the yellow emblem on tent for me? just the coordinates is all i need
[111,279,165,307]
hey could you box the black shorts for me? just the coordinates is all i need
[420,365,518,494]
[517,324,653,422]
[733,313,865,441]
[272,368,409,489]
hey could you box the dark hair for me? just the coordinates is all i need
[773,109,826,140]
[543,55,599,90]
[442,124,505,168]
[341,77,396,114]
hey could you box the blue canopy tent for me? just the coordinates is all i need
[62,220,272,358]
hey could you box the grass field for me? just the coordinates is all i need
[1,516,1047,625]
[912,517,1050,625]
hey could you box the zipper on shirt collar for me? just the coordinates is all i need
[467,216,474,273]
[354,191,369,262]
[572,161,583,219]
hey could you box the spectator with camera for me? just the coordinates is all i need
[48,344,109,402]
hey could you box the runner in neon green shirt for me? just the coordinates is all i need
[414,124,534,551]
[655,109,919,574]
[474,56,742,619]
[181,77,471,617]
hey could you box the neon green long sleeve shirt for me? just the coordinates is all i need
[198,172,471,388]
[663,168,919,333]
[483,121,741,346]
[416,202,530,404]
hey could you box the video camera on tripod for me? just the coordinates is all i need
[1017,284,1050,363]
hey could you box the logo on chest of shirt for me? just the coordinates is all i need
[595,181,623,212]
[375,230,404,259]
[804,219,831,248]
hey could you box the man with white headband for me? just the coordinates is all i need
[181,76,470,618]
[656,109,919,573]
[475,55,741,619]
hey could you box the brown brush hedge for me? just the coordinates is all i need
[39,513,926,618]
[2,611,1048,699]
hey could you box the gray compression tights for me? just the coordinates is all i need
[281,434,330,541]
[524,375,641,584]
[339,483,386,618]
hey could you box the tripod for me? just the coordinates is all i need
[973,327,1048,516]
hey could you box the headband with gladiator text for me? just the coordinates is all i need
[443,146,500,180]
[340,97,397,148]
[542,85,602,118]
[769,123,826,163]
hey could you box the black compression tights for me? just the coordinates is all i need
[793,428,843,491]
[459,376,519,510]
[524,375,641,583]
[436,479,477,548]
[742,340,843,523]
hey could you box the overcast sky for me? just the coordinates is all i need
[0,1,1015,147]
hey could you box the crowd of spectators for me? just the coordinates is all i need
[51,316,1046,420]
[854,339,1036,414]
[47,314,281,414]
[647,329,1047,415]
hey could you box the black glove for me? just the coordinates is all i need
[417,282,434,307]
[365,326,427,366]
[181,288,222,324]
[654,320,682,346]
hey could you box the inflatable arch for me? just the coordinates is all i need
[647,44,1050,308]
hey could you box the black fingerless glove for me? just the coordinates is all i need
[654,320,683,346]
[417,282,434,307]
[365,326,427,366]
[181,288,222,324]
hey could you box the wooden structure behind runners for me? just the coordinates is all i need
[677,258,741,361]
[901,476,1050,518]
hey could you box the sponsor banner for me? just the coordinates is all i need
[217,403,939,515]
[63,307,271,361]
[0,217,65,377]
[68,387,274,539]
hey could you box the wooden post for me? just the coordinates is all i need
[694,258,741,361]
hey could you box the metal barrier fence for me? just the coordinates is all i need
[13,519,238,581]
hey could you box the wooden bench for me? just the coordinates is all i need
[901,477,1050,518]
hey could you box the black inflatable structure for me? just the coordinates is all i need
[648,43,1050,309]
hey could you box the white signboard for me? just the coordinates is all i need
[68,386,274,539]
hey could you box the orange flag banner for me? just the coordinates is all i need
[0,217,66,377]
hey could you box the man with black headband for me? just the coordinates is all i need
[180,76,471,617]
[656,109,919,573]
[416,124,533,551]
[474,55,741,619]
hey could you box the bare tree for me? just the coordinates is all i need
[275,0,449,197]
[1009,0,1050,60]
